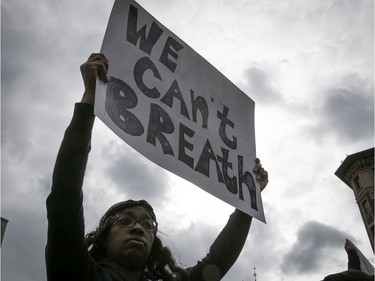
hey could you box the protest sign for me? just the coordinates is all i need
[95,0,265,222]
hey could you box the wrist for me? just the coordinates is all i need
[81,90,95,105]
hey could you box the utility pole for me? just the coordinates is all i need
[253,267,257,281]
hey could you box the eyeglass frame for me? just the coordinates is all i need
[110,213,158,233]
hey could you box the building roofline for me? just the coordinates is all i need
[335,147,374,187]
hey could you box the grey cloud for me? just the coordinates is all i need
[1,2,72,157]
[162,222,218,268]
[103,142,170,209]
[2,208,47,280]
[224,219,283,281]
[1,170,50,281]
[309,74,374,143]
[1,2,112,280]
[281,221,351,274]
[1,0,112,159]
[245,67,283,104]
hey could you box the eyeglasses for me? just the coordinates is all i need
[112,215,158,232]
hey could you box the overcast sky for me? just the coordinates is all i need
[1,1,374,281]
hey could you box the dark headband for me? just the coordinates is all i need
[99,199,157,229]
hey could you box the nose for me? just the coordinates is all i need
[129,222,144,233]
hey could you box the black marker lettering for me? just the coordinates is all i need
[178,123,195,168]
[105,77,144,136]
[159,36,184,73]
[191,90,208,128]
[217,148,237,194]
[134,57,162,99]
[161,80,190,119]
[217,105,237,149]
[238,155,257,210]
[195,139,224,183]
[146,103,174,156]
[126,5,164,55]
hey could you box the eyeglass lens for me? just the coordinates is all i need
[115,216,156,231]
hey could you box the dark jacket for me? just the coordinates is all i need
[46,103,252,281]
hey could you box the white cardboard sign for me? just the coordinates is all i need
[95,0,265,222]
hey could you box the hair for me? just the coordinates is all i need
[85,226,189,281]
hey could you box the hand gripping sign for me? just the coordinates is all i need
[95,0,265,222]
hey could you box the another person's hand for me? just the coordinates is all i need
[80,53,110,105]
[345,239,355,252]
[253,158,269,191]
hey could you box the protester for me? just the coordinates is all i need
[323,239,374,281]
[45,53,269,281]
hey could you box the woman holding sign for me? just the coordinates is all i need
[45,53,268,281]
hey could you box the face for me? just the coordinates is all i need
[105,206,155,270]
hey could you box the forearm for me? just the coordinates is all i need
[188,209,252,280]
[46,103,95,279]
[47,103,94,228]
[347,249,361,270]
[208,209,252,274]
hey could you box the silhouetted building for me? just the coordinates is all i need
[335,147,374,252]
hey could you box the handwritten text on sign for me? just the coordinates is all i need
[95,0,265,222]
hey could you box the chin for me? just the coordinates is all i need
[123,249,149,264]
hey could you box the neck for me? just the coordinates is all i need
[99,257,144,281]
[126,270,142,281]
[117,260,144,281]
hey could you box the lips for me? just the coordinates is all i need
[124,238,145,247]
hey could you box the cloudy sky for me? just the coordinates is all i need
[1,0,374,280]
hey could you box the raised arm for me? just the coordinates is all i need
[187,159,269,281]
[45,53,109,280]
